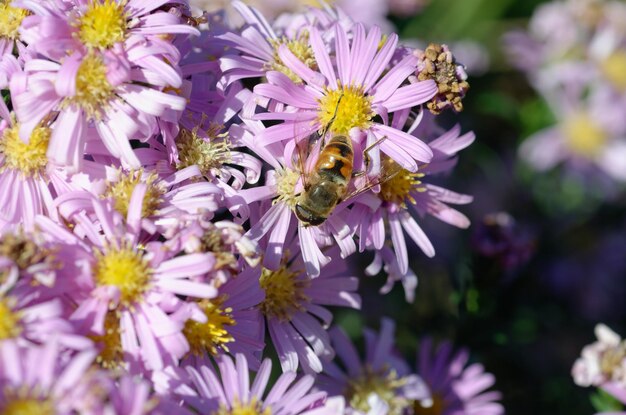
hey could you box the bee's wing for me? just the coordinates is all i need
[341,157,404,202]
[291,112,323,191]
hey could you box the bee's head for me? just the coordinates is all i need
[294,203,326,227]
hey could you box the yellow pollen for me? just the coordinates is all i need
[259,264,308,321]
[0,297,22,340]
[1,398,54,415]
[184,296,236,356]
[103,170,165,218]
[274,168,300,208]
[601,52,626,91]
[0,1,29,40]
[176,126,232,177]
[69,53,114,119]
[94,245,151,306]
[90,311,124,369]
[346,367,411,415]
[600,341,626,379]
[562,113,607,156]
[77,0,127,49]
[267,33,317,84]
[379,158,425,207]
[317,85,373,135]
[413,393,446,415]
[0,123,50,177]
[214,398,271,415]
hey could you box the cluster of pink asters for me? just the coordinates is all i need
[505,0,626,185]
[0,0,501,413]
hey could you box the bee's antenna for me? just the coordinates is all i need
[319,92,344,139]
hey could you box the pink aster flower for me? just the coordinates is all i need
[572,324,626,389]
[353,123,475,276]
[316,318,431,414]
[257,235,361,374]
[12,46,187,169]
[415,338,504,415]
[36,194,220,372]
[170,353,331,414]
[0,0,30,56]
[251,22,438,172]
[0,340,105,414]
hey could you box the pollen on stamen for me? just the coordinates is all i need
[274,168,301,208]
[76,0,128,50]
[317,85,374,135]
[94,244,151,307]
[90,311,125,369]
[183,296,236,357]
[267,32,317,84]
[0,123,51,178]
[215,398,271,415]
[0,297,22,340]
[379,159,426,207]
[1,396,54,415]
[103,169,165,218]
[0,0,30,40]
[346,367,412,415]
[67,53,114,120]
[259,264,309,321]
[176,125,232,178]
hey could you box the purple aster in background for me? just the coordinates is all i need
[317,318,431,414]
[167,353,331,414]
[415,338,504,415]
[38,194,220,372]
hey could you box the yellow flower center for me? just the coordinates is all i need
[268,33,317,84]
[413,393,446,415]
[317,85,373,135]
[90,311,124,369]
[379,158,425,207]
[77,0,127,49]
[214,398,271,415]
[273,168,300,208]
[176,126,232,177]
[259,265,308,321]
[103,170,164,218]
[346,367,411,415]
[94,245,151,306]
[562,113,607,156]
[0,0,29,40]
[600,341,626,379]
[0,297,22,340]
[184,296,236,356]
[0,123,50,177]
[601,52,626,91]
[1,398,54,415]
[69,53,114,119]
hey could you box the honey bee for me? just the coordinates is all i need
[294,133,355,226]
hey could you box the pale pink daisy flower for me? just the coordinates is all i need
[170,353,331,414]
[572,324,626,389]
[415,338,504,415]
[257,235,361,374]
[353,123,475,275]
[252,22,438,172]
[17,0,198,58]
[0,0,29,56]
[36,195,220,372]
[316,318,432,414]
[12,46,187,169]
[0,340,106,414]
